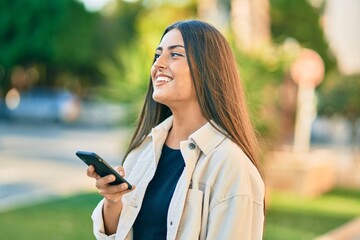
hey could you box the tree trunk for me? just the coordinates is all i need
[231,0,271,52]
[197,0,227,30]
[350,117,360,162]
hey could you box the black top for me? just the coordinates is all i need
[133,144,185,240]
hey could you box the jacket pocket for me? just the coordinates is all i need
[176,189,203,240]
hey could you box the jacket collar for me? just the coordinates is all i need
[148,116,226,156]
[189,121,226,156]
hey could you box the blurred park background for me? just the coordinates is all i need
[0,0,360,239]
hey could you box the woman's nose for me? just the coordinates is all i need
[153,54,167,69]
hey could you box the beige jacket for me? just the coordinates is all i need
[92,116,265,240]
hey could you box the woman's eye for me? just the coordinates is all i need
[154,53,160,59]
[171,52,183,57]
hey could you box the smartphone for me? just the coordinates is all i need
[76,150,132,189]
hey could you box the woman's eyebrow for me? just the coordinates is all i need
[156,45,185,51]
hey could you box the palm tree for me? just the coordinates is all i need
[197,0,228,30]
[230,0,271,52]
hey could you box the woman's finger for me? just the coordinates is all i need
[95,175,116,189]
[99,184,136,200]
[87,165,100,179]
[115,166,125,177]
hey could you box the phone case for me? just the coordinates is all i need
[76,151,132,189]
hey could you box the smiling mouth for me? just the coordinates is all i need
[156,76,173,83]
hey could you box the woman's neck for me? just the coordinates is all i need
[165,109,207,149]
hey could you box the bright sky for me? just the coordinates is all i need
[78,0,114,11]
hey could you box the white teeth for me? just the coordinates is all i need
[156,76,172,82]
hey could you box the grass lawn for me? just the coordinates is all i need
[0,192,102,240]
[264,188,360,239]
[0,188,359,239]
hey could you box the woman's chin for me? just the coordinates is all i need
[152,93,167,104]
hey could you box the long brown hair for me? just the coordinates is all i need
[123,20,259,170]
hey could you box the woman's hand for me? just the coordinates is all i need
[87,165,134,235]
[87,165,135,203]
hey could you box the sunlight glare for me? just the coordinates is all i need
[78,0,115,11]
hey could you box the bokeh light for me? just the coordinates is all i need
[5,88,20,110]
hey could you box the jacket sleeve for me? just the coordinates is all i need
[91,198,117,240]
[206,195,264,240]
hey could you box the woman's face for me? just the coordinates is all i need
[151,29,197,109]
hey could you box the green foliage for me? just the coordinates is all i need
[269,0,335,70]
[2,0,355,141]
[267,0,360,145]
[97,42,151,103]
[91,1,147,103]
[95,1,144,61]
[0,0,103,93]
[232,43,295,146]
[318,72,360,120]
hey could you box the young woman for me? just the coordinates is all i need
[87,20,265,240]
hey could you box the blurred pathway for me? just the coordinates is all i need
[0,121,131,213]
[315,217,360,240]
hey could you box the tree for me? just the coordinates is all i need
[0,0,102,96]
[269,0,334,70]
[318,73,360,159]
